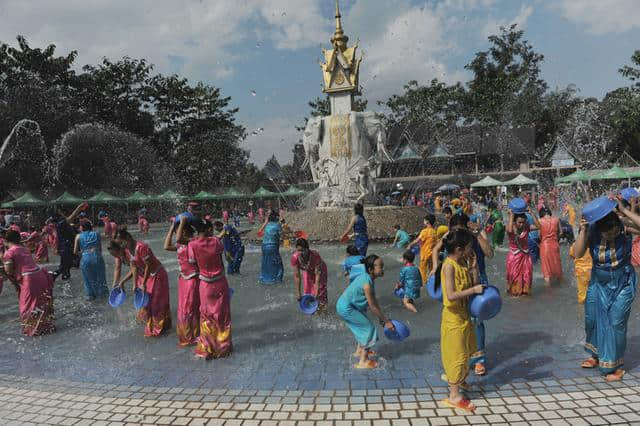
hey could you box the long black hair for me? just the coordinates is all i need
[595,211,623,235]
[444,228,474,254]
[363,254,379,274]
[354,203,364,216]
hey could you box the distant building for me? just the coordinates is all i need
[381,124,536,178]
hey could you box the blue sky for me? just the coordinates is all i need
[1,0,639,166]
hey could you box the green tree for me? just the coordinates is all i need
[51,123,174,194]
[464,25,547,137]
[602,50,640,159]
[0,36,82,149]
[79,57,155,138]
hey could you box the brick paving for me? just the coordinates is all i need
[1,373,639,425]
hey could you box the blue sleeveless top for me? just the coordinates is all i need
[354,215,367,235]
[263,222,281,245]
[79,231,101,253]
[588,226,631,271]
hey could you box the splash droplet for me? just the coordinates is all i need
[251,90,257,96]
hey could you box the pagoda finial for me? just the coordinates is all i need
[331,0,348,50]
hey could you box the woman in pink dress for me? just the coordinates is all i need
[222,210,229,224]
[27,227,49,263]
[101,215,112,239]
[506,211,533,297]
[114,229,172,337]
[291,238,328,312]
[247,210,255,225]
[180,217,232,359]
[44,221,58,255]
[1,230,55,336]
[164,221,200,346]
[531,208,563,285]
[138,215,150,236]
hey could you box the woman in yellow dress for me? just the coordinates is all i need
[440,229,484,412]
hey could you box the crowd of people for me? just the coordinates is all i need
[1,186,638,413]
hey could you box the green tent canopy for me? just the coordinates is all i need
[88,191,123,203]
[253,187,277,198]
[595,166,630,181]
[9,192,46,207]
[157,190,186,201]
[124,191,150,202]
[193,190,218,201]
[221,188,246,199]
[281,185,307,196]
[470,176,505,188]
[1,200,14,208]
[52,191,85,205]
[554,169,590,185]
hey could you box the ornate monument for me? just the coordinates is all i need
[302,0,392,207]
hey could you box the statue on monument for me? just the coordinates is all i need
[302,0,393,208]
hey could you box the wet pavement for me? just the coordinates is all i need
[1,224,640,393]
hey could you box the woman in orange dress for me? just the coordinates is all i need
[531,207,563,286]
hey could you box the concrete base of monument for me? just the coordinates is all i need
[248,206,433,243]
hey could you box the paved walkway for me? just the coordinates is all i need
[2,373,640,425]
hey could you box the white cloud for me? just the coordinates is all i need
[551,0,640,35]
[341,0,469,104]
[480,4,534,39]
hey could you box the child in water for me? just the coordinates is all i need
[390,224,411,249]
[394,250,422,313]
[342,245,364,283]
[440,229,484,413]
[569,241,592,304]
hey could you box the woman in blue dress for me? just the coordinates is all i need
[73,221,107,300]
[574,197,640,382]
[258,211,283,285]
[337,255,394,369]
[341,203,368,257]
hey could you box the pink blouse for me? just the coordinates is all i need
[188,236,225,282]
[291,250,324,273]
[177,243,198,279]
[3,245,40,280]
[126,241,162,274]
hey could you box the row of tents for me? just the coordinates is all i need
[553,166,640,185]
[469,166,640,189]
[470,174,539,188]
[1,186,307,208]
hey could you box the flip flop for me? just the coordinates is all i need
[581,357,598,368]
[441,398,476,413]
[439,374,470,391]
[355,359,378,369]
[474,363,486,376]
[605,369,625,382]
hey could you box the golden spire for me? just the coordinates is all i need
[331,0,348,50]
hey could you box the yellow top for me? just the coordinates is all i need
[441,257,472,311]
[436,225,449,240]
[569,243,592,273]
[418,227,436,256]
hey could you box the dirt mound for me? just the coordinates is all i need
[247,206,432,243]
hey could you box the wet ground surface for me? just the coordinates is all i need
[1,224,639,391]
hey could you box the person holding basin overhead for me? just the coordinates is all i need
[336,254,395,369]
[575,195,640,382]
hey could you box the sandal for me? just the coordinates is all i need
[355,359,378,369]
[474,362,486,376]
[606,369,625,382]
[581,357,598,368]
[441,398,476,413]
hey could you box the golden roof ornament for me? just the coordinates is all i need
[321,0,362,94]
